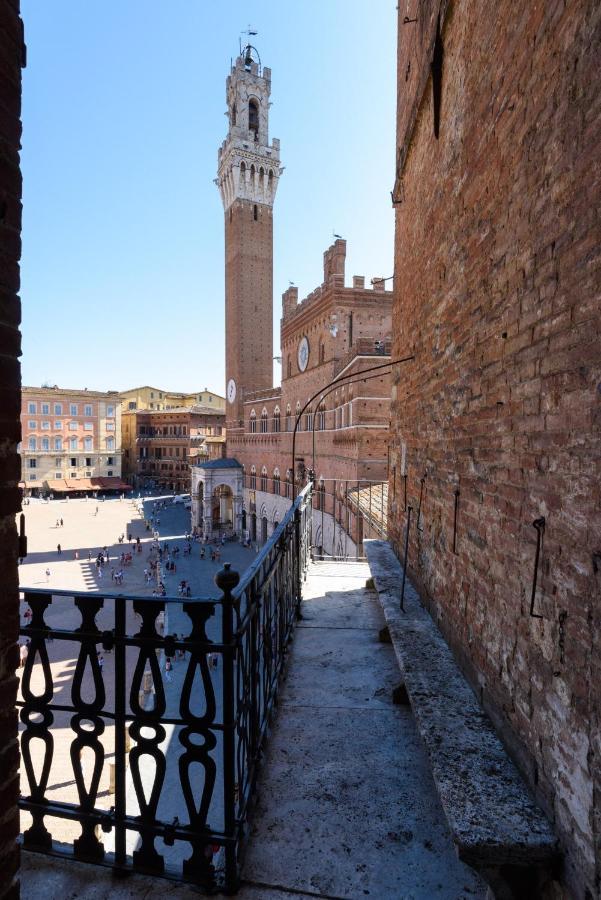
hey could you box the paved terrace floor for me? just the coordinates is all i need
[21,559,486,899]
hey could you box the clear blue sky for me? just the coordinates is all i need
[20,1,396,394]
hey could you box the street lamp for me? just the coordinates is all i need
[291,354,414,498]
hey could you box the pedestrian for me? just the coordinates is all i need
[56,519,60,528]
[57,543,61,554]
[95,506,98,516]
[212,652,219,670]
[165,657,173,683]
[60,518,63,527]
[88,550,92,561]
[111,568,115,582]
[19,642,28,668]
[45,567,50,582]
[97,652,104,678]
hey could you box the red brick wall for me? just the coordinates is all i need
[388,3,601,896]
[0,2,23,896]
[225,199,273,431]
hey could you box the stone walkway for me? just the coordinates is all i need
[21,558,486,898]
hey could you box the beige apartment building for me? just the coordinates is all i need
[119,385,225,412]
[19,386,125,495]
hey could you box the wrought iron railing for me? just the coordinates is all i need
[18,483,313,892]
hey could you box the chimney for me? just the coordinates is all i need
[352,275,365,289]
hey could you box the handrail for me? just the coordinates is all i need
[233,482,312,599]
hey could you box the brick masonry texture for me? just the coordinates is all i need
[388,2,601,897]
[0,1,23,897]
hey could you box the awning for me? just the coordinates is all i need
[92,477,133,491]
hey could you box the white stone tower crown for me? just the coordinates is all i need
[216,46,282,210]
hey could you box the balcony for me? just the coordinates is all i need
[18,535,493,899]
[332,337,392,377]
[18,488,313,893]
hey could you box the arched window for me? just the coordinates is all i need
[250,409,257,433]
[306,411,313,432]
[106,437,115,451]
[285,469,292,499]
[231,102,237,126]
[248,98,259,133]
[260,466,268,492]
[273,406,281,432]
[28,437,36,451]
[260,408,268,433]
[70,437,78,450]
[286,404,292,432]
[250,465,256,490]
[295,401,301,431]
[287,356,292,379]
[319,341,325,364]
[273,468,280,495]
[54,436,62,451]
[316,478,325,511]
[41,437,49,452]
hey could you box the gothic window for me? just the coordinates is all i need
[260,408,268,433]
[249,99,259,134]
[260,466,268,492]
[287,356,292,379]
[231,102,237,125]
[295,401,301,431]
[285,469,292,499]
[316,479,325,511]
[317,403,325,431]
[286,404,292,432]
[306,411,313,432]
[273,406,281,432]
[273,468,280,495]
[250,466,256,490]
[250,410,257,433]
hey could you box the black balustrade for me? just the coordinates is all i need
[18,484,313,892]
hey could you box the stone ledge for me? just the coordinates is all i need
[364,540,559,886]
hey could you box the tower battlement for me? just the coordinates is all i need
[217,50,281,211]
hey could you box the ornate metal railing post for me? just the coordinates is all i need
[113,594,127,868]
[216,562,240,893]
[294,504,302,618]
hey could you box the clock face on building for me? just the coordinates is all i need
[297,336,310,372]
[227,378,237,404]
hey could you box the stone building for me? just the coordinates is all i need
[387,3,601,897]
[208,46,393,553]
[121,405,225,493]
[19,386,125,495]
[119,384,224,412]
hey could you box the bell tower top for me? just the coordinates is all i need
[217,45,282,210]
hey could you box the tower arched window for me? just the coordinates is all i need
[231,102,237,126]
[260,408,268,433]
[260,466,268,492]
[250,410,257,433]
[273,406,280,432]
[248,99,259,134]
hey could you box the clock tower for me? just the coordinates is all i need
[217,45,281,433]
